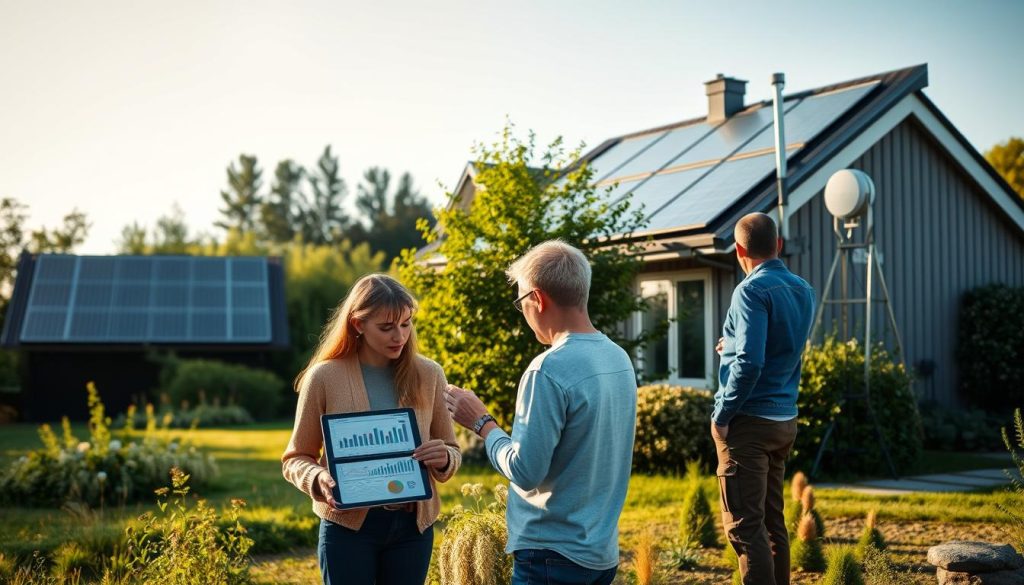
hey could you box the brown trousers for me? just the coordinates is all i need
[713,415,798,585]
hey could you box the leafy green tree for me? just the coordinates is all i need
[304,146,350,244]
[282,240,384,374]
[0,198,29,299]
[216,154,263,233]
[261,159,306,243]
[27,209,89,253]
[353,167,435,264]
[397,125,651,423]
[116,204,196,255]
[986,137,1024,200]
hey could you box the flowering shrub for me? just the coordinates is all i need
[0,382,217,508]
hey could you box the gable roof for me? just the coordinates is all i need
[1,253,290,350]
[575,64,1024,250]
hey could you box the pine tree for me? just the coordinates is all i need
[304,146,349,244]
[261,159,306,243]
[216,154,262,233]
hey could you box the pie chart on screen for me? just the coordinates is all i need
[387,481,404,494]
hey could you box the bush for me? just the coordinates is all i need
[791,513,826,572]
[918,401,1005,451]
[678,462,716,548]
[436,483,511,585]
[633,385,715,474]
[856,510,885,559]
[116,402,254,429]
[163,358,284,420]
[116,467,253,585]
[821,545,864,585]
[793,336,922,476]
[957,285,1024,410]
[861,545,917,585]
[0,383,217,508]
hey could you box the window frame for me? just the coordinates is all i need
[634,269,715,389]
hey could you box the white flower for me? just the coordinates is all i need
[76,442,91,453]
[108,440,122,451]
[97,471,108,482]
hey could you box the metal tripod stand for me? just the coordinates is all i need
[808,210,906,480]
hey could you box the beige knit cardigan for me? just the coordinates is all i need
[281,354,462,533]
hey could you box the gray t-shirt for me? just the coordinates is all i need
[360,362,398,410]
[484,332,638,570]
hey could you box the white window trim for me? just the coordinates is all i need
[634,269,714,389]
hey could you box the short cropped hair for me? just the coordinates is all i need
[735,213,779,259]
[506,240,591,310]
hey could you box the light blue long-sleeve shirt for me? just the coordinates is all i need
[484,332,637,570]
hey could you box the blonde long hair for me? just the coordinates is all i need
[294,273,423,408]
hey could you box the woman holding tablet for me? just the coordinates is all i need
[282,273,462,585]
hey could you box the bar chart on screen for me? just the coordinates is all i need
[327,412,416,458]
[336,455,427,503]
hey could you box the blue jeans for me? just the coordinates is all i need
[318,509,433,585]
[512,549,617,585]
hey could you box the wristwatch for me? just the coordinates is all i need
[472,413,496,435]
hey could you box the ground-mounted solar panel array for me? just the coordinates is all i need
[587,81,879,232]
[20,255,273,343]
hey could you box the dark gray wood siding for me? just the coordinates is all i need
[788,118,1024,405]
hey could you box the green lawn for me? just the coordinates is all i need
[0,421,1020,582]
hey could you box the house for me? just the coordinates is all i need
[446,64,1024,406]
[0,253,289,421]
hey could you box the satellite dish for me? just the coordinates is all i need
[824,169,875,219]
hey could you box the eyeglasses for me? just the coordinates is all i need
[512,289,537,312]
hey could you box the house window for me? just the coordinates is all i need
[636,271,713,388]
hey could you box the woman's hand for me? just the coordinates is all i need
[412,439,451,471]
[312,469,338,508]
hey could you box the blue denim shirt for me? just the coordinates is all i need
[712,259,816,426]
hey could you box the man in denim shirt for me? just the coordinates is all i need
[712,213,815,585]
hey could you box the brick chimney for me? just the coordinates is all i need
[705,74,747,123]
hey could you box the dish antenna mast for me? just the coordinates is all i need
[809,169,906,480]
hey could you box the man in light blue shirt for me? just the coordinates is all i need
[446,240,637,585]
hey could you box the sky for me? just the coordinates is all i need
[1,0,1022,254]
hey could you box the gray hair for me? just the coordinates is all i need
[506,240,591,310]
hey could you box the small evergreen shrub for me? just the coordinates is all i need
[163,358,284,420]
[861,545,916,585]
[678,461,717,548]
[0,383,217,508]
[999,408,1024,554]
[791,513,826,572]
[116,467,253,585]
[957,285,1024,410]
[802,486,826,539]
[633,385,715,474]
[793,336,922,476]
[821,545,864,585]
[856,510,886,559]
[786,471,809,537]
[437,483,511,585]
